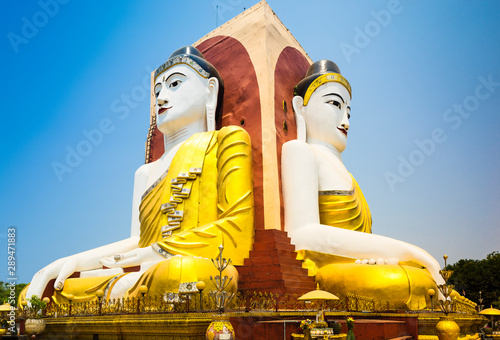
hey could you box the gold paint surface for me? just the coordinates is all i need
[318,175,372,234]
[303,73,352,105]
[436,317,461,340]
[316,262,437,309]
[127,256,238,298]
[141,126,254,265]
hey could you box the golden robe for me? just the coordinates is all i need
[138,125,254,265]
[318,175,372,233]
[30,126,253,304]
[298,174,436,309]
[127,126,254,297]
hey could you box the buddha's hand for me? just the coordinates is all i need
[26,256,79,299]
[99,245,168,268]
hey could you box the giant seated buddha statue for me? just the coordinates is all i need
[281,60,444,308]
[23,46,253,304]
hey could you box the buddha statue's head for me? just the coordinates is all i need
[153,46,224,135]
[292,60,351,153]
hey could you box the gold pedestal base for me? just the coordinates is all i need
[418,313,485,340]
[291,334,347,339]
[43,314,212,340]
[25,319,46,336]
[436,316,460,340]
[206,314,235,340]
[39,310,485,340]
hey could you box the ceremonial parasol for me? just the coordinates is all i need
[299,284,340,323]
[479,306,500,328]
[0,303,15,313]
[298,285,340,301]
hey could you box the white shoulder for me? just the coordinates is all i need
[282,140,316,164]
[283,139,310,151]
[134,160,157,179]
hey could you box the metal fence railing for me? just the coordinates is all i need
[22,291,476,318]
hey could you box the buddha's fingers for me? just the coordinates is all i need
[100,250,138,268]
[26,271,48,299]
[54,259,78,291]
[26,260,64,299]
[101,247,165,269]
[99,256,121,268]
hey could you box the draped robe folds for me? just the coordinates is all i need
[296,174,436,308]
[138,125,254,265]
[126,126,254,297]
[318,175,372,234]
[41,126,254,304]
[297,173,372,276]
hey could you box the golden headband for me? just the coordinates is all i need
[303,73,352,106]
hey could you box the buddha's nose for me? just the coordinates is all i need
[157,87,169,105]
[341,115,350,131]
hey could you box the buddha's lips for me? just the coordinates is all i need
[338,127,348,136]
[158,106,171,115]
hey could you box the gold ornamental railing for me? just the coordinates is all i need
[38,291,379,318]
[28,291,477,318]
[346,293,374,312]
[452,297,477,314]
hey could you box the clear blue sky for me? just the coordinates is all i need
[1,1,499,284]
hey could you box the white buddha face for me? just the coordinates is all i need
[301,81,351,153]
[154,64,211,135]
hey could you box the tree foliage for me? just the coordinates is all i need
[0,282,27,306]
[447,252,500,309]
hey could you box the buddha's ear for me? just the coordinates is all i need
[292,95,306,142]
[206,77,219,131]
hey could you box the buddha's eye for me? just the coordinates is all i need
[327,100,341,110]
[154,83,162,98]
[169,80,181,88]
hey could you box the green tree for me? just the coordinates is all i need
[448,252,500,309]
[0,282,28,306]
[0,283,8,304]
[494,296,500,309]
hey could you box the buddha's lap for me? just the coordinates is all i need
[47,256,238,304]
[316,262,436,307]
